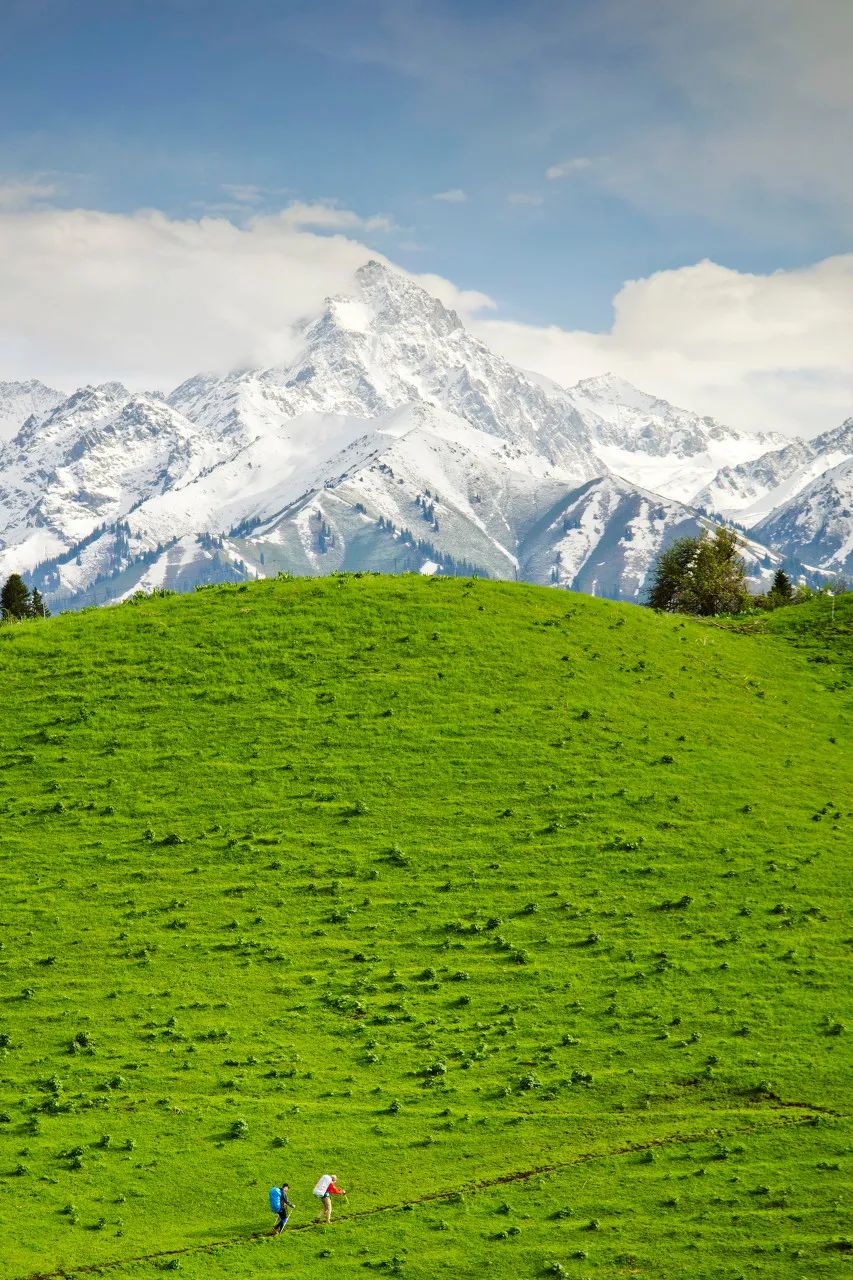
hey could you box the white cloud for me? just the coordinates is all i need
[0,200,847,438]
[407,272,494,316]
[506,192,543,206]
[275,201,397,233]
[474,256,853,437]
[0,176,60,209]
[221,183,265,205]
[432,189,467,203]
[545,157,593,181]
[0,203,482,391]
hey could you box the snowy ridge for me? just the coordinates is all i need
[0,379,64,444]
[520,474,780,600]
[0,384,240,579]
[567,373,787,503]
[695,418,853,526]
[169,260,600,479]
[753,456,853,575]
[0,260,848,606]
[24,402,783,608]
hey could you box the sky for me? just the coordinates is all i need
[0,0,851,436]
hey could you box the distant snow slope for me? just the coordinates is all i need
[0,383,236,579]
[753,456,853,576]
[520,475,780,599]
[0,259,842,607]
[26,402,782,608]
[567,374,787,503]
[695,418,853,526]
[0,379,64,443]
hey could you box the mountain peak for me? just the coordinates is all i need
[0,377,61,395]
[355,257,395,283]
[60,381,130,409]
[0,378,65,443]
[350,259,464,337]
[571,373,658,407]
[354,258,416,294]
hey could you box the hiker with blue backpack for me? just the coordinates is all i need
[269,1182,294,1234]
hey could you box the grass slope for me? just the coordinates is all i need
[0,576,850,1280]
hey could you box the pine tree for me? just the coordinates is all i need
[647,528,749,616]
[1,573,32,620]
[29,588,49,619]
[769,569,793,603]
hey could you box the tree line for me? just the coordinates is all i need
[646,526,842,616]
[2,534,843,623]
[1,574,50,620]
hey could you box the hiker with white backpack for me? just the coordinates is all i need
[313,1172,347,1223]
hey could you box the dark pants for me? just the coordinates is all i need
[273,1209,290,1233]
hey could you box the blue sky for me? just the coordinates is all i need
[0,0,851,434]
[2,0,850,328]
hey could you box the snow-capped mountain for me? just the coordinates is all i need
[0,259,845,608]
[695,418,853,526]
[0,383,238,579]
[0,379,64,443]
[518,474,780,598]
[27,410,782,608]
[753,456,853,576]
[565,373,786,503]
[169,259,598,478]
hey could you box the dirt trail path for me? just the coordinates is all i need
[18,1105,834,1280]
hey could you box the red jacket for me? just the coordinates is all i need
[328,1182,345,1195]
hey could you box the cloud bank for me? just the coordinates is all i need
[477,256,853,438]
[0,177,60,209]
[0,201,848,438]
[0,202,482,392]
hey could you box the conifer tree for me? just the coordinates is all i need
[1,573,32,620]
[647,528,749,616]
[30,588,49,619]
[769,569,793,603]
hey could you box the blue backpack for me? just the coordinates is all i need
[269,1186,282,1213]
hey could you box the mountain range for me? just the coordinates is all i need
[0,260,849,608]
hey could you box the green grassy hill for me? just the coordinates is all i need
[0,576,850,1280]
